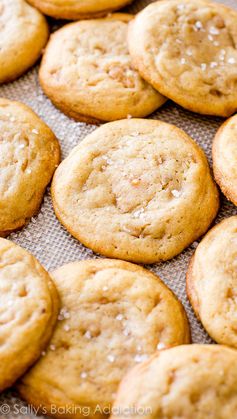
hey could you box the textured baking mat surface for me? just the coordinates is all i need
[1,0,237,417]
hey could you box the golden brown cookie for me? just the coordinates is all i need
[0,98,60,237]
[18,259,190,419]
[213,114,237,205]
[39,15,166,124]
[52,119,219,264]
[112,344,237,419]
[27,0,134,19]
[0,0,48,84]
[187,216,237,348]
[128,0,237,117]
[0,238,59,392]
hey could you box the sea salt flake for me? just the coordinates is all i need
[180,58,186,64]
[103,286,109,291]
[157,342,166,350]
[32,129,39,134]
[85,331,92,339]
[64,324,70,332]
[123,328,130,336]
[134,354,148,363]
[209,26,219,35]
[228,57,236,64]
[210,62,217,68]
[171,189,181,198]
[81,372,87,379]
[107,354,115,363]
[50,344,56,351]
[194,21,203,31]
[201,63,207,71]
[133,208,145,218]
[116,314,123,321]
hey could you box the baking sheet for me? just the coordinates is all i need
[0,0,236,416]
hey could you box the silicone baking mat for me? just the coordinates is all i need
[0,0,236,417]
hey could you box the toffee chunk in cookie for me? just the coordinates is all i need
[0,238,59,392]
[27,0,134,20]
[213,114,237,206]
[0,98,60,236]
[0,0,48,84]
[187,216,237,348]
[52,119,219,264]
[112,344,237,419]
[18,259,190,418]
[39,15,166,124]
[128,0,237,117]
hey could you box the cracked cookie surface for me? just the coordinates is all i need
[27,0,134,19]
[0,0,48,84]
[128,0,237,117]
[39,14,166,124]
[112,344,237,419]
[213,114,237,205]
[0,238,59,392]
[18,259,190,419]
[187,216,237,348]
[52,118,219,264]
[0,98,60,236]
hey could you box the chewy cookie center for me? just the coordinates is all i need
[78,134,197,216]
[153,3,237,96]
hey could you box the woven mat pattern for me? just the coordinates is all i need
[0,0,236,416]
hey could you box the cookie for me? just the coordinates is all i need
[18,259,190,418]
[0,0,48,84]
[128,0,237,117]
[27,0,134,20]
[213,114,237,205]
[52,119,219,264]
[187,216,237,348]
[0,238,59,392]
[0,98,60,237]
[39,15,166,124]
[112,344,237,419]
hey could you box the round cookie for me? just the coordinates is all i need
[187,216,237,348]
[0,0,48,84]
[52,118,219,264]
[128,0,237,117]
[39,15,166,124]
[213,114,237,206]
[0,98,60,237]
[0,238,59,392]
[112,344,237,419]
[18,259,190,418]
[27,0,134,20]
